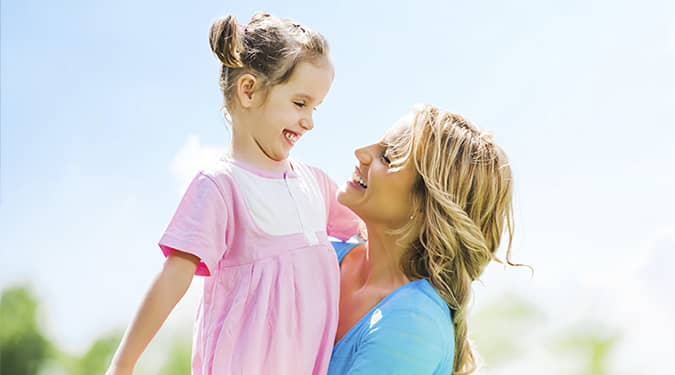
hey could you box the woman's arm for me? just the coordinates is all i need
[105,250,199,375]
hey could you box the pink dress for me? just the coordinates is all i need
[158,157,360,375]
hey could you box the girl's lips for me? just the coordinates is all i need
[282,129,300,145]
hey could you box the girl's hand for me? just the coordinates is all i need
[104,363,133,375]
[103,251,198,375]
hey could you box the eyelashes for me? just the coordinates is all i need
[381,150,392,165]
[294,101,318,111]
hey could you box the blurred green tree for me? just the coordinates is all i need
[556,323,621,375]
[71,332,122,375]
[471,293,545,366]
[158,338,192,375]
[0,285,51,375]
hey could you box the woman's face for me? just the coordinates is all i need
[337,112,420,228]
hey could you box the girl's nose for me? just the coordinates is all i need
[300,118,314,131]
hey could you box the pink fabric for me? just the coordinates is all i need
[158,158,360,375]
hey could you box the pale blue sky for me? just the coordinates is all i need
[2,0,674,373]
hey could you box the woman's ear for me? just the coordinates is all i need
[236,73,257,109]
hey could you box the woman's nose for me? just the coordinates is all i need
[354,146,372,164]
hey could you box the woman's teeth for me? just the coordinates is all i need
[352,171,368,188]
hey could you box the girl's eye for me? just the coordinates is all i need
[294,101,306,108]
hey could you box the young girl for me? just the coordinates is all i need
[106,12,360,375]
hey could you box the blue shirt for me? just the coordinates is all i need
[328,242,455,375]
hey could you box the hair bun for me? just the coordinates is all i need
[209,15,244,68]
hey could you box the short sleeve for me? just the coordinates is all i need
[345,308,452,375]
[331,241,362,263]
[158,172,229,276]
[310,167,361,241]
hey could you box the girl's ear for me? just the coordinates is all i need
[236,73,257,109]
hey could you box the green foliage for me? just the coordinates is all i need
[71,332,123,375]
[158,339,192,375]
[556,323,621,375]
[471,293,544,365]
[0,285,51,375]
[1,284,625,375]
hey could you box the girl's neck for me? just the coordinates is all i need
[229,128,290,176]
[356,225,412,291]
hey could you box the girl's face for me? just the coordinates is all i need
[244,58,334,165]
[337,113,420,228]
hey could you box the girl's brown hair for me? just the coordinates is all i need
[208,12,329,114]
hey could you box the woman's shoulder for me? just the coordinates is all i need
[357,279,455,371]
[330,241,364,263]
[380,280,454,335]
[390,280,450,311]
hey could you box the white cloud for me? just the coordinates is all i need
[566,227,675,373]
[169,135,226,194]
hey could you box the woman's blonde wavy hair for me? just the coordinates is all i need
[385,104,521,374]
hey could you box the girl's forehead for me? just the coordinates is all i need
[283,60,334,96]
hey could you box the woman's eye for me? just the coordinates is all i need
[294,101,305,108]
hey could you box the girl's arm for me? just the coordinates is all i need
[105,250,199,375]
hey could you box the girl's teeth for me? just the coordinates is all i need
[284,131,298,143]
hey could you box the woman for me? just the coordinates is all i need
[329,104,518,374]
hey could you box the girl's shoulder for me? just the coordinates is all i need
[289,158,332,181]
[183,157,240,199]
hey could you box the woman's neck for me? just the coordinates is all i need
[356,224,412,291]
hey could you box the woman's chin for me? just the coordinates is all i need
[336,189,349,206]
[337,188,357,209]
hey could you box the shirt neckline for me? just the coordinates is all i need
[334,244,428,348]
[334,279,426,347]
[226,156,298,179]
